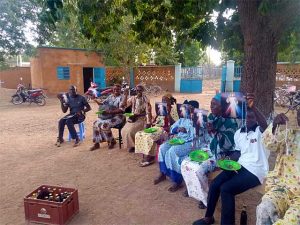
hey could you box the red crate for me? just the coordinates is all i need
[24,185,79,225]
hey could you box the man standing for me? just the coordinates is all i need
[56,85,91,147]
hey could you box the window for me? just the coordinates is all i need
[57,67,70,80]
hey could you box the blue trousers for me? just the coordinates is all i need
[58,114,84,140]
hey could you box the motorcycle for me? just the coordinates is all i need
[85,81,136,102]
[84,82,113,102]
[11,83,47,106]
[121,80,137,96]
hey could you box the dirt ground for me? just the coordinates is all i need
[0,80,263,225]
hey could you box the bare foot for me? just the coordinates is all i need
[153,174,166,185]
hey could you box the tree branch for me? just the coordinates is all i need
[269,0,300,38]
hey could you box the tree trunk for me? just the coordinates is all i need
[237,0,278,117]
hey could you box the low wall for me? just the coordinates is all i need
[134,66,175,92]
[0,67,31,89]
[276,63,300,88]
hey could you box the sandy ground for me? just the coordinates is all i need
[0,80,263,225]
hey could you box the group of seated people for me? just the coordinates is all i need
[56,84,300,225]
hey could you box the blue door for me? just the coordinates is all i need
[93,67,106,88]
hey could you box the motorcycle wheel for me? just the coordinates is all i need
[36,96,46,106]
[12,95,23,105]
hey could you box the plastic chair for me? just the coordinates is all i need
[68,122,85,141]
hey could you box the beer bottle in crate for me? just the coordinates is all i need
[55,195,61,202]
[30,193,37,199]
[240,205,247,225]
[37,188,49,199]
[63,191,69,199]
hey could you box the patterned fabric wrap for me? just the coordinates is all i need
[158,141,193,184]
[170,118,195,142]
[208,113,238,158]
[256,123,300,225]
[158,117,195,184]
[181,149,216,206]
[93,94,125,142]
[127,95,152,124]
[99,94,124,120]
[135,107,179,156]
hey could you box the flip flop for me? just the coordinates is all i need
[139,160,155,167]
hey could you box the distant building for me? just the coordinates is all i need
[30,46,105,94]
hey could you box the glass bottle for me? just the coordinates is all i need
[240,205,247,225]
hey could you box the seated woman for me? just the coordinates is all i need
[121,84,152,153]
[135,93,179,167]
[256,110,300,225]
[181,93,239,208]
[193,104,269,225]
[154,104,195,192]
[90,84,126,150]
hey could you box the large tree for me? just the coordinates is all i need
[22,0,300,115]
[236,0,300,116]
[0,0,36,61]
[126,0,300,116]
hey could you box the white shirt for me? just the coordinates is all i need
[235,127,269,184]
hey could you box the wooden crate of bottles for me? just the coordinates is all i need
[24,185,79,225]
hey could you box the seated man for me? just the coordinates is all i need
[90,84,126,151]
[154,104,195,192]
[56,85,91,147]
[256,110,300,225]
[181,94,239,208]
[193,105,269,225]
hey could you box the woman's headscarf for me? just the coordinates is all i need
[136,84,145,91]
[213,93,221,103]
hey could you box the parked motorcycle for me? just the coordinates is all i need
[11,83,47,106]
[84,82,113,102]
[121,80,137,96]
[85,81,136,102]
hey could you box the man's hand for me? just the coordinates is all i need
[273,113,289,126]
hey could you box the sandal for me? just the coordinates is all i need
[154,174,166,185]
[139,160,155,167]
[73,138,80,147]
[90,143,100,151]
[108,139,116,149]
[55,138,64,147]
[192,217,215,225]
